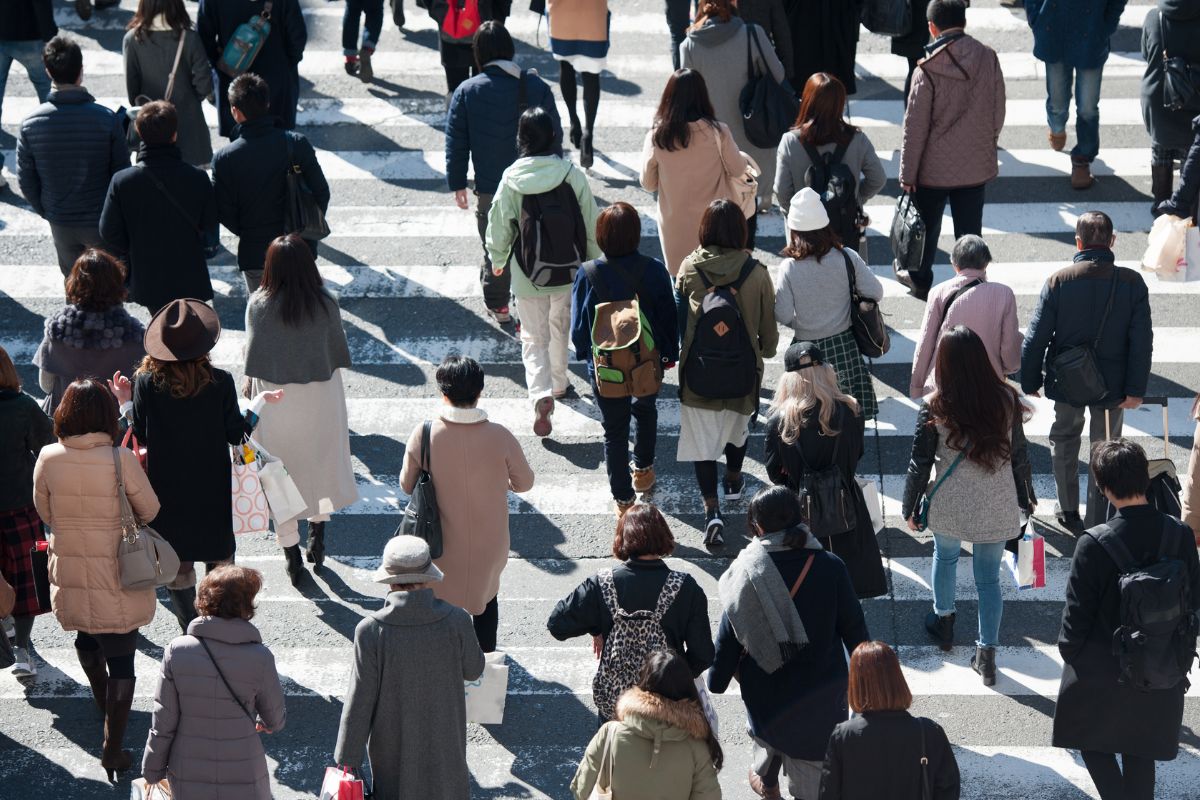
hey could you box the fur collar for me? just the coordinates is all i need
[45,305,144,350]
[440,405,487,424]
[615,687,709,740]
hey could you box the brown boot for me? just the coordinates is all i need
[1152,162,1175,215]
[630,462,656,494]
[1048,129,1066,151]
[1071,159,1095,190]
[75,647,107,715]
[101,678,135,781]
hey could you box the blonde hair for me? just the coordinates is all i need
[769,360,860,441]
[136,354,215,399]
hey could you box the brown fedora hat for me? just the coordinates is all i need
[144,299,221,362]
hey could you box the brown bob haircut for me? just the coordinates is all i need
[613,504,676,561]
[698,199,748,251]
[196,565,263,620]
[0,345,20,392]
[67,249,128,311]
[135,100,178,146]
[847,640,912,713]
[596,202,642,259]
[54,378,120,441]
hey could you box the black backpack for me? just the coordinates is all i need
[513,179,586,288]
[1088,519,1198,692]
[792,413,857,537]
[803,141,861,246]
[683,258,759,400]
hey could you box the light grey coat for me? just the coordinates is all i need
[142,616,287,800]
[334,589,486,800]
[680,18,787,209]
[123,27,215,166]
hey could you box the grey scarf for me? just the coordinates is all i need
[717,528,820,674]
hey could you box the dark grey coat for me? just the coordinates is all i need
[142,616,287,799]
[1142,0,1200,152]
[334,589,485,800]
[123,27,215,166]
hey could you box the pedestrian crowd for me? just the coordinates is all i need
[0,0,1199,798]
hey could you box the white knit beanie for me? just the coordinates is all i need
[787,187,830,233]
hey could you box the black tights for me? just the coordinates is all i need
[74,630,138,679]
[11,615,34,650]
[559,62,600,133]
[473,594,499,653]
[694,441,748,499]
[1080,751,1155,800]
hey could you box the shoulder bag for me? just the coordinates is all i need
[1160,13,1200,113]
[843,249,889,357]
[1050,268,1118,407]
[394,420,443,558]
[218,0,273,78]
[137,163,220,258]
[114,447,181,590]
[738,24,799,149]
[284,134,332,241]
[891,191,927,280]
[125,31,188,150]
[196,637,258,724]
[713,126,760,219]
[587,723,616,800]
[914,447,966,532]
[917,716,933,800]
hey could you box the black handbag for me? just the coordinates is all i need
[861,0,911,37]
[29,540,50,612]
[1160,14,1200,113]
[1050,269,1117,407]
[842,249,889,358]
[890,191,927,279]
[284,135,331,241]
[738,24,798,150]
[394,420,443,559]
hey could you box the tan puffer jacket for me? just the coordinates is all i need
[33,432,160,634]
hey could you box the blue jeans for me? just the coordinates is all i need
[342,0,384,55]
[1045,62,1102,163]
[0,39,51,170]
[931,533,1005,648]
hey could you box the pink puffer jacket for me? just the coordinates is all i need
[899,31,1006,189]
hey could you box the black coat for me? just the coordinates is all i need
[1142,1,1200,151]
[132,368,249,563]
[819,711,960,800]
[212,117,329,271]
[0,391,54,513]
[197,0,307,136]
[99,143,217,313]
[0,0,56,41]
[1052,504,1200,760]
[891,0,930,61]
[784,0,862,94]
[709,547,869,760]
[546,559,715,678]
[764,403,888,599]
[1161,115,1200,220]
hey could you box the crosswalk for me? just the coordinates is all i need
[1,1,1197,798]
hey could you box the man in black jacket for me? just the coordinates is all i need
[212,73,329,293]
[15,35,128,276]
[1021,211,1153,530]
[0,0,55,188]
[100,101,217,315]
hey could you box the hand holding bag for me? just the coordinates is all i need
[114,447,181,590]
[842,249,889,357]
[319,766,366,800]
[395,420,443,559]
[714,127,760,219]
[1141,214,1189,280]
[891,191,927,279]
[130,777,173,799]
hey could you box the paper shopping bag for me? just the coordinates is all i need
[231,450,271,535]
[258,458,308,525]
[130,777,172,798]
[319,767,365,800]
[465,651,509,725]
[856,477,884,533]
[1003,532,1046,590]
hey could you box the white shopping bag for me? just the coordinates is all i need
[231,450,270,536]
[130,777,172,799]
[1142,214,1189,281]
[1003,532,1046,590]
[1186,225,1200,281]
[258,458,308,525]
[465,651,509,725]
[856,477,885,533]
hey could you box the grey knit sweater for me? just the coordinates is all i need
[774,129,888,211]
[774,247,884,341]
[243,288,351,385]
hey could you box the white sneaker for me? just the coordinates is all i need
[12,647,36,680]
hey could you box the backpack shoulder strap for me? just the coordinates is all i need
[581,259,606,302]
[829,139,851,167]
[730,256,758,292]
[597,569,622,616]
[1087,522,1139,575]
[652,570,686,620]
[695,266,714,291]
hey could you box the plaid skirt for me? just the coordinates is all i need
[0,505,48,618]
[809,329,878,421]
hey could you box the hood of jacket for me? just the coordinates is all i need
[920,31,990,81]
[500,155,574,194]
[372,588,454,626]
[684,245,753,285]
[616,688,710,747]
[687,16,744,46]
[187,616,263,645]
[1160,0,1200,20]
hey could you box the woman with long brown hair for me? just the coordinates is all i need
[244,235,357,581]
[900,326,1035,686]
[774,73,885,252]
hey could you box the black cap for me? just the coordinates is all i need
[784,341,825,372]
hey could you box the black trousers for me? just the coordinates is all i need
[473,594,499,653]
[75,630,138,678]
[665,0,691,69]
[911,182,986,289]
[1080,751,1155,800]
[694,442,748,499]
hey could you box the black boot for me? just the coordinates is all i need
[305,521,326,570]
[580,131,594,169]
[568,118,582,150]
[971,645,997,686]
[75,647,107,715]
[284,544,306,587]
[1152,162,1175,216]
[101,678,134,782]
[168,587,198,633]
[924,611,955,652]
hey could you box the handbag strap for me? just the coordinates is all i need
[937,278,982,331]
[746,23,766,80]
[1091,267,1120,350]
[196,636,258,724]
[926,447,966,505]
[788,553,816,598]
[1160,12,1169,61]
[137,163,204,237]
[917,716,932,800]
[841,247,860,301]
[421,419,433,472]
[164,31,187,102]
[596,722,615,792]
[110,446,140,540]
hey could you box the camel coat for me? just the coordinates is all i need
[33,432,160,634]
[641,121,749,276]
[399,406,534,615]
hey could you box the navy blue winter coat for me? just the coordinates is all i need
[1024,0,1128,69]
[16,87,129,227]
[570,253,680,377]
[445,65,561,196]
[1020,250,1153,405]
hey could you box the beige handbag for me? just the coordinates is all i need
[113,447,181,590]
[714,128,760,219]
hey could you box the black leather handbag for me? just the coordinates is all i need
[284,135,332,241]
[1050,269,1118,407]
[891,191,926,280]
[1161,14,1200,113]
[395,420,443,559]
[843,249,889,358]
[738,24,798,150]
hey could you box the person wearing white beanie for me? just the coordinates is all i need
[773,187,884,419]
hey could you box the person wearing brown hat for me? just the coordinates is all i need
[110,299,282,630]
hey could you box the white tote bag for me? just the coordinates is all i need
[465,651,509,725]
[856,477,885,533]
[258,457,307,525]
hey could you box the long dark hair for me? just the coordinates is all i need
[517,107,557,158]
[259,234,329,326]
[651,69,718,152]
[128,0,191,39]
[637,651,723,770]
[792,72,856,147]
[926,326,1023,469]
[747,486,812,549]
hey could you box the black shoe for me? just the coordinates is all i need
[568,119,582,150]
[971,645,997,686]
[284,544,307,587]
[703,505,724,547]
[924,610,955,652]
[391,0,406,27]
[305,521,326,570]
[580,132,594,169]
[358,48,374,82]
[74,0,92,20]
[1056,511,1084,533]
[722,472,746,501]
[344,59,360,77]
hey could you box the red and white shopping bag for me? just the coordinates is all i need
[1004,532,1046,590]
[319,767,364,800]
[231,446,270,535]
